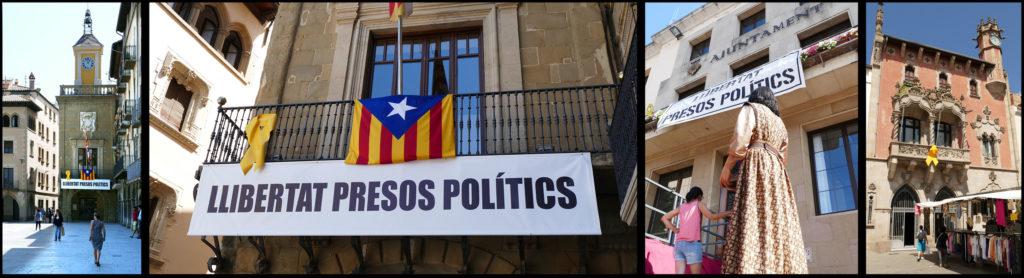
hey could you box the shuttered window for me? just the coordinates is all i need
[162,79,193,131]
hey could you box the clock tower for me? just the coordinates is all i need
[973,17,1007,96]
[73,8,103,85]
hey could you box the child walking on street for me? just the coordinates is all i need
[660,187,734,274]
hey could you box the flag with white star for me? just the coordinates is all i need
[345,94,454,165]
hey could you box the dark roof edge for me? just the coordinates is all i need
[884,34,995,67]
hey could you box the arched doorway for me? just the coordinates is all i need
[4,195,20,221]
[69,190,107,222]
[932,187,955,234]
[890,185,919,250]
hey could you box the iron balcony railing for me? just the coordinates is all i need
[60,168,106,180]
[205,85,618,164]
[610,29,638,205]
[644,177,729,260]
[123,44,137,68]
[60,85,117,96]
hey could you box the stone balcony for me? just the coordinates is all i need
[887,141,970,184]
[59,84,117,96]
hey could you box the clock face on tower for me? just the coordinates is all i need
[81,56,95,70]
[989,36,1001,46]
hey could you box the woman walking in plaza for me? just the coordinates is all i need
[916,225,926,261]
[718,86,808,274]
[660,187,735,274]
[53,209,64,241]
[88,212,106,266]
[935,224,948,268]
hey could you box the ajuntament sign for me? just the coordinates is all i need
[60,179,111,190]
[704,3,825,64]
[188,153,602,236]
[658,49,806,130]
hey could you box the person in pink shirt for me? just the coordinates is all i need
[660,187,734,274]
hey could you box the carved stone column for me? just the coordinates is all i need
[213,29,229,53]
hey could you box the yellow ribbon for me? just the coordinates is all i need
[240,114,277,175]
[925,144,939,166]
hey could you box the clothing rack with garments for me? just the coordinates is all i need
[945,230,1020,274]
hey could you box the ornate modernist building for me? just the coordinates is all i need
[3,75,60,221]
[864,4,1020,253]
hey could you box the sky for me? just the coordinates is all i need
[2,3,122,106]
[645,2,705,46]
[866,2,1021,94]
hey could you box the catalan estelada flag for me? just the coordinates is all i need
[388,2,412,22]
[81,169,94,180]
[346,94,454,165]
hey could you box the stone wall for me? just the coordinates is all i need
[517,3,614,90]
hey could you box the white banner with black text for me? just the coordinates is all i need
[657,49,806,130]
[187,153,601,236]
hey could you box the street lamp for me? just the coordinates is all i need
[669,26,683,39]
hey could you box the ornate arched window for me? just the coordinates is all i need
[171,2,192,21]
[11,114,19,127]
[197,6,220,46]
[2,115,9,127]
[904,65,914,78]
[221,31,243,69]
[938,72,948,86]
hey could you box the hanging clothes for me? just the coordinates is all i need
[997,200,1006,227]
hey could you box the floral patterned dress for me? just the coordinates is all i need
[721,103,808,274]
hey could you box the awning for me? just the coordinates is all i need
[916,189,1021,208]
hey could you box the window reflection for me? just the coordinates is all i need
[811,121,858,214]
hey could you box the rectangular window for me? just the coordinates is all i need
[162,78,193,131]
[29,141,33,157]
[732,55,770,77]
[365,29,480,98]
[678,83,705,101]
[799,20,853,48]
[2,168,12,188]
[809,120,859,215]
[77,147,98,174]
[365,29,483,154]
[648,167,692,243]
[740,9,766,35]
[690,38,710,60]
[934,122,951,147]
[899,118,921,143]
[3,141,12,153]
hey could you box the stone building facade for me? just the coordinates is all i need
[644,2,859,273]
[146,2,278,273]
[864,4,1020,253]
[110,2,143,229]
[3,76,60,221]
[166,2,636,274]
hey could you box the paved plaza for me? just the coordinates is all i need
[866,249,1007,274]
[2,221,141,274]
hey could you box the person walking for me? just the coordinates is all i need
[34,208,43,231]
[916,225,927,261]
[719,86,808,274]
[660,187,734,274]
[129,206,139,239]
[53,209,64,241]
[89,212,106,267]
[935,224,948,268]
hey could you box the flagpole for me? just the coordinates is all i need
[397,15,403,95]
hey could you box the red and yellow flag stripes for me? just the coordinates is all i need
[345,94,454,165]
